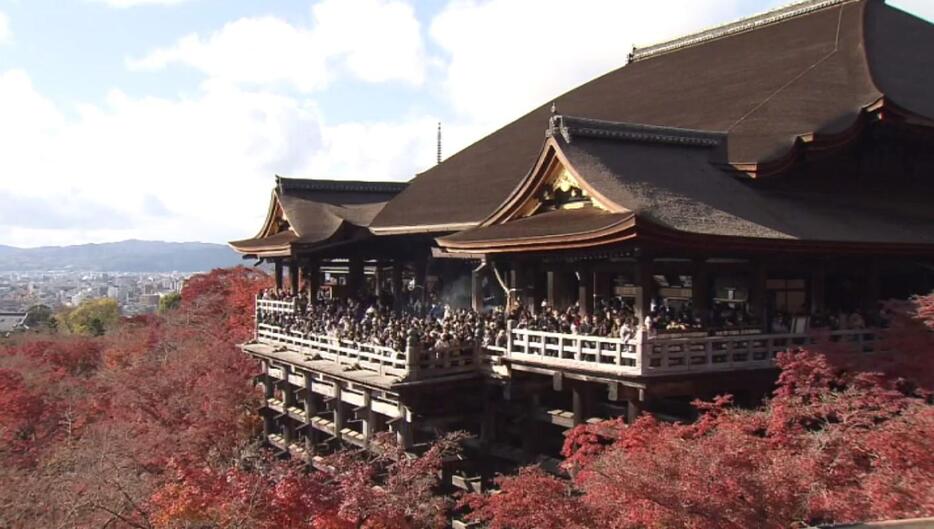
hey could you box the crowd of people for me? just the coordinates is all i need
[257,289,714,354]
[256,288,880,354]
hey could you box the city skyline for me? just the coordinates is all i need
[0,0,931,249]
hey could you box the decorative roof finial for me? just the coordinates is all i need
[436,122,442,165]
[550,101,558,115]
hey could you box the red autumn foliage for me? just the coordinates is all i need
[0,266,460,529]
[467,293,934,529]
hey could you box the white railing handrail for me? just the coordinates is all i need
[256,297,298,314]
[503,326,882,377]
[512,327,641,346]
[254,321,484,381]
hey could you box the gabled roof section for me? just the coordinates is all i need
[229,177,406,257]
[438,113,934,254]
[373,0,934,234]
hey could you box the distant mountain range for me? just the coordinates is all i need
[0,240,245,272]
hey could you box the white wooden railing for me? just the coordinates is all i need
[256,298,298,314]
[254,296,484,381]
[509,328,642,376]
[253,296,881,379]
[256,323,409,378]
[503,326,882,377]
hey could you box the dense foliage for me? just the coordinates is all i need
[0,267,459,529]
[2,270,931,528]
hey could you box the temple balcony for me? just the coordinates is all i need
[249,297,481,385]
[251,298,883,383]
[499,326,882,379]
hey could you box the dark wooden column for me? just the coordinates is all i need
[304,260,320,303]
[348,257,364,299]
[391,262,404,310]
[634,259,654,322]
[508,265,520,311]
[471,264,485,312]
[274,260,284,291]
[289,259,300,295]
[578,269,594,316]
[810,259,826,314]
[414,257,427,303]
[262,360,275,437]
[373,262,383,297]
[693,258,709,323]
[593,270,611,308]
[749,260,768,329]
[303,374,318,455]
[572,383,594,426]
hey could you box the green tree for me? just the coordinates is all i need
[158,292,181,314]
[63,298,121,336]
[24,304,53,328]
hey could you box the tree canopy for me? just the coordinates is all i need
[61,298,121,336]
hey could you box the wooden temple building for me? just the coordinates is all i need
[230,0,934,474]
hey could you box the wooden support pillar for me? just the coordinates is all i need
[304,260,320,303]
[471,265,485,312]
[578,269,594,316]
[572,383,593,426]
[362,390,374,449]
[532,265,547,313]
[332,382,343,443]
[693,258,709,323]
[626,399,644,424]
[749,260,768,329]
[593,270,611,307]
[625,387,646,424]
[414,258,427,302]
[634,259,654,323]
[391,261,404,311]
[547,270,558,308]
[373,262,384,297]
[262,360,275,437]
[508,265,521,311]
[304,374,317,455]
[262,360,275,399]
[274,260,284,291]
[289,259,300,295]
[282,369,295,408]
[348,257,364,300]
[810,260,826,314]
[396,404,413,450]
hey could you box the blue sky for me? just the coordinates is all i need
[0,0,931,248]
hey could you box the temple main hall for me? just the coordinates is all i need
[230,0,934,477]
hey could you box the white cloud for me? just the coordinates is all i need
[308,117,478,183]
[0,71,321,246]
[888,0,934,22]
[0,11,11,44]
[0,69,442,247]
[430,0,786,134]
[128,0,425,92]
[87,0,196,7]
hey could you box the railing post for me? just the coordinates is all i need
[405,333,420,380]
[635,330,646,375]
[506,320,514,358]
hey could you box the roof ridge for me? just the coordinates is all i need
[630,0,859,62]
[276,176,408,194]
[548,114,724,147]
